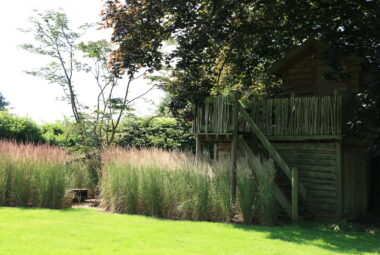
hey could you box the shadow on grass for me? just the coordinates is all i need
[233,222,380,254]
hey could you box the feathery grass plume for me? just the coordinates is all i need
[100,147,277,223]
[101,147,233,221]
[256,159,277,225]
[237,160,256,224]
[0,158,10,205]
[0,140,69,208]
[34,162,68,209]
[210,159,232,222]
[248,154,277,225]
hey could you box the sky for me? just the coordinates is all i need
[0,0,165,123]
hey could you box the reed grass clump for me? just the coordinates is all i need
[0,140,69,209]
[101,147,232,221]
[237,161,256,224]
[242,156,278,225]
[256,159,277,225]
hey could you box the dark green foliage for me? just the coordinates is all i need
[349,76,380,157]
[0,111,44,143]
[102,0,379,114]
[117,116,194,151]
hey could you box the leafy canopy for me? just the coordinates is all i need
[102,0,379,105]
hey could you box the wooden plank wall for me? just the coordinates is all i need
[216,140,341,220]
[281,52,362,96]
[273,142,339,220]
[282,54,317,95]
[342,143,368,219]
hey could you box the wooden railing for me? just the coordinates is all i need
[193,95,342,137]
[248,96,342,136]
[193,96,233,134]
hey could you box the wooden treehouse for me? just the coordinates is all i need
[192,42,369,221]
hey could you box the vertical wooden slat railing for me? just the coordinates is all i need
[248,95,342,136]
[194,95,342,136]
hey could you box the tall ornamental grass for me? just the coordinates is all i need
[246,156,278,225]
[256,159,277,225]
[237,161,256,224]
[101,147,277,224]
[101,147,232,222]
[0,140,69,209]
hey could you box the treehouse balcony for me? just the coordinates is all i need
[193,95,343,141]
[191,95,366,221]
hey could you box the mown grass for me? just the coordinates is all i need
[0,207,379,255]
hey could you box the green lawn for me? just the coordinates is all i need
[0,207,379,255]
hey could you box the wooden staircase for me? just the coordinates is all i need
[237,102,308,221]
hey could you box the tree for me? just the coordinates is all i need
[19,9,88,123]
[0,92,9,111]
[101,0,380,105]
[77,40,156,146]
[20,9,156,148]
[102,0,380,154]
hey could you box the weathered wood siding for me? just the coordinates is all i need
[215,142,247,162]
[282,54,317,95]
[272,142,339,220]
[281,52,361,96]
[215,142,232,160]
[215,140,343,220]
[341,143,368,219]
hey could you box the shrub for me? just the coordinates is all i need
[40,121,77,147]
[0,140,69,209]
[117,116,194,151]
[0,111,44,143]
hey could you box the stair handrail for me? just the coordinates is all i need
[237,102,307,199]
[239,137,292,217]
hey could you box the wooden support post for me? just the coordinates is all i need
[213,143,218,161]
[231,98,239,202]
[291,167,299,221]
[196,134,202,158]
